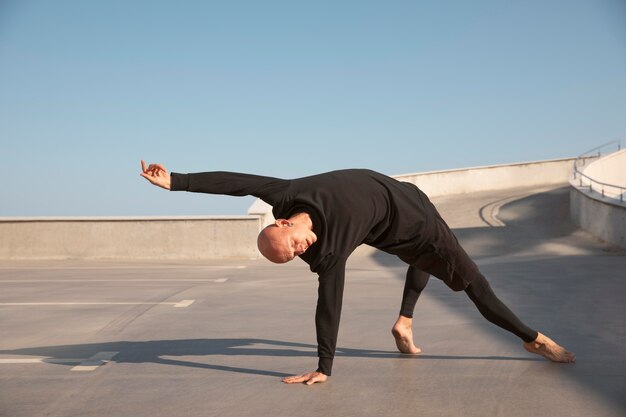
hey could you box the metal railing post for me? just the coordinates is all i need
[573,138,625,204]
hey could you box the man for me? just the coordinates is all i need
[140,160,575,385]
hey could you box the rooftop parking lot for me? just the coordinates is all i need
[1,186,624,417]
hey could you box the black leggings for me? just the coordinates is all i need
[400,266,538,343]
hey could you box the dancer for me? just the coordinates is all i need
[140,160,575,385]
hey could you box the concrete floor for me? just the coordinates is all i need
[1,185,624,417]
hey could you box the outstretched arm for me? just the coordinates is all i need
[140,160,290,206]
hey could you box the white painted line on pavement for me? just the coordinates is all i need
[0,357,80,364]
[479,193,531,227]
[0,278,230,283]
[0,265,247,270]
[0,358,45,364]
[70,351,119,372]
[173,299,195,308]
[0,299,196,308]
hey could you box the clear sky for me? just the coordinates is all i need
[1,0,624,216]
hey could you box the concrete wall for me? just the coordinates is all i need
[394,157,574,197]
[0,216,261,260]
[249,157,577,226]
[569,149,626,249]
[1,157,580,260]
[570,188,626,249]
[578,149,626,200]
[582,148,626,185]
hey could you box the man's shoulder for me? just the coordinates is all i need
[292,169,391,187]
[327,168,384,177]
[309,254,348,276]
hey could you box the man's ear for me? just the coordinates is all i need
[275,219,293,228]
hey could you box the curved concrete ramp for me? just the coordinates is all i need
[1,186,624,417]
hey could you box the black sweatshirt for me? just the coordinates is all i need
[170,169,445,375]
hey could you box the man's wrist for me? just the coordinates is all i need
[170,173,189,191]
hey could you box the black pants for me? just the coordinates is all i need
[400,266,538,343]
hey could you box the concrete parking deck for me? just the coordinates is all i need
[1,185,624,417]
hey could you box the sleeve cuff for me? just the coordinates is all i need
[170,173,189,191]
[317,357,333,376]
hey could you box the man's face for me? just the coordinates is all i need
[257,220,317,263]
[283,221,316,259]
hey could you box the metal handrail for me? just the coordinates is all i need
[571,138,626,203]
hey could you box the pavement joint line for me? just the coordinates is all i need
[0,299,196,308]
[70,351,119,372]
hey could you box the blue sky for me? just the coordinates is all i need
[1,0,624,216]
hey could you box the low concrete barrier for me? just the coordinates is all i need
[569,148,626,249]
[2,158,579,260]
[569,188,626,249]
[582,149,626,190]
[249,158,577,226]
[394,157,574,196]
[0,216,261,260]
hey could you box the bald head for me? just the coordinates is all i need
[257,218,318,264]
[257,225,291,263]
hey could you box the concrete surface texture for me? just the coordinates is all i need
[393,157,575,197]
[581,148,626,197]
[570,187,626,248]
[1,185,625,417]
[1,158,577,261]
[569,147,626,249]
[248,157,577,231]
[0,216,261,260]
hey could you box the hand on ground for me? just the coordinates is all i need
[281,371,328,385]
[140,160,171,190]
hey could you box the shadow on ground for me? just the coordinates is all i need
[0,338,540,379]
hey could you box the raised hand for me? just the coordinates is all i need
[140,160,171,190]
[281,371,328,385]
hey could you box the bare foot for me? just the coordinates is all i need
[523,332,576,363]
[391,316,421,354]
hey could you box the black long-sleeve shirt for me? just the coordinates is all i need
[170,169,446,375]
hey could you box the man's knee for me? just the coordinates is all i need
[464,273,492,302]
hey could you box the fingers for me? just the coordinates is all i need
[147,164,166,177]
[141,160,167,177]
[140,172,158,185]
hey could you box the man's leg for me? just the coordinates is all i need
[412,196,574,362]
[464,273,538,342]
[392,266,429,354]
[464,273,575,362]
